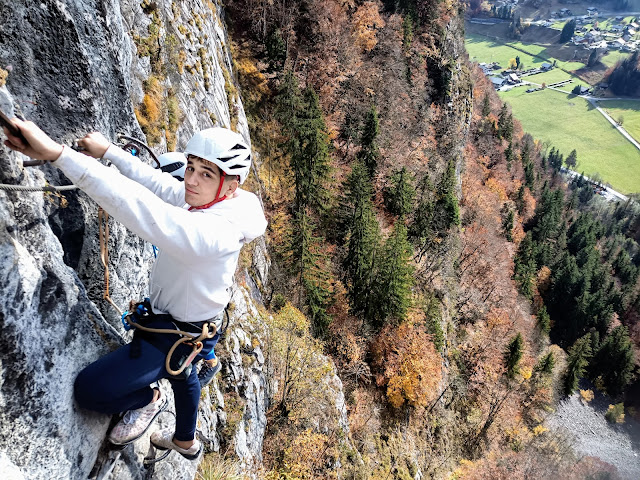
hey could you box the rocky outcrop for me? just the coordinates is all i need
[0,0,265,479]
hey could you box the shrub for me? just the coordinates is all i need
[605,403,625,424]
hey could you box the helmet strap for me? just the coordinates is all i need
[188,171,227,211]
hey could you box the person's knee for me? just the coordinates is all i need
[74,368,94,410]
[74,366,110,411]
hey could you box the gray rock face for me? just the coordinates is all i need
[0,1,351,478]
[0,0,266,479]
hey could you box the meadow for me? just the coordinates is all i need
[499,87,640,194]
[465,34,586,74]
[600,100,640,143]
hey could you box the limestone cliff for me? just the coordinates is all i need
[0,1,352,479]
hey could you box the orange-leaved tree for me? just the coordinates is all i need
[371,322,442,409]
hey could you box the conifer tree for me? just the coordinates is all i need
[513,232,537,298]
[287,208,332,334]
[537,305,551,334]
[481,93,491,117]
[501,204,514,242]
[294,86,332,213]
[505,141,514,171]
[564,334,593,395]
[534,351,555,376]
[275,73,331,215]
[409,174,435,259]
[358,104,381,177]
[383,167,416,217]
[504,333,524,379]
[560,19,576,43]
[435,158,460,230]
[371,222,414,327]
[565,149,578,169]
[342,164,381,318]
[497,103,513,141]
[515,185,526,215]
[591,326,635,396]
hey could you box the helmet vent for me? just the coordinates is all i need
[230,143,247,151]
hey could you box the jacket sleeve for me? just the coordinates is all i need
[53,147,242,262]
[102,144,185,207]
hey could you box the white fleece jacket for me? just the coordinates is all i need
[54,145,267,322]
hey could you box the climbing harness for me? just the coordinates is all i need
[121,298,218,378]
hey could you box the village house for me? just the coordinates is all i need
[585,31,603,43]
[489,76,506,89]
[541,62,553,70]
[612,37,626,49]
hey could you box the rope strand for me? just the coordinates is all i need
[0,183,78,192]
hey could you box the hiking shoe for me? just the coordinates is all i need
[197,358,222,388]
[108,391,168,445]
[150,430,203,460]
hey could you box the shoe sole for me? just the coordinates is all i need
[108,398,168,446]
[151,440,203,460]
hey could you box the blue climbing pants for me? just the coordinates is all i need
[74,318,218,442]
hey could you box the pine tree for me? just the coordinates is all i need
[294,86,332,213]
[501,204,514,241]
[564,334,593,395]
[371,222,414,327]
[481,93,491,117]
[513,232,537,298]
[534,351,555,375]
[358,104,381,177]
[591,326,635,396]
[515,185,526,215]
[435,158,460,230]
[342,164,381,319]
[497,103,513,141]
[588,48,598,67]
[286,208,332,334]
[383,167,416,217]
[537,305,551,334]
[565,149,578,169]
[409,174,435,259]
[275,73,331,215]
[504,333,524,379]
[560,19,576,43]
[505,141,514,171]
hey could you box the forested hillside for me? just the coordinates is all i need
[221,0,639,477]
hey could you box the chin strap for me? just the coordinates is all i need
[189,171,227,211]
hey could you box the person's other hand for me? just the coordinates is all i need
[77,132,110,159]
[2,118,64,161]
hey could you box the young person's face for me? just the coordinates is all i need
[184,156,238,207]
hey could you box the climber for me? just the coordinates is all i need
[155,150,223,388]
[2,119,267,460]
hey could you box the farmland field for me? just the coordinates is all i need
[499,87,640,194]
[600,100,640,143]
[600,50,631,68]
[465,34,586,73]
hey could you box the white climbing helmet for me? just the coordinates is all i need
[156,152,187,181]
[183,127,252,184]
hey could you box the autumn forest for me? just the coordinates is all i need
[216,0,639,477]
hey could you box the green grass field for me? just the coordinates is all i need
[600,50,631,68]
[600,100,640,143]
[525,69,575,85]
[499,88,640,194]
[465,34,585,74]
